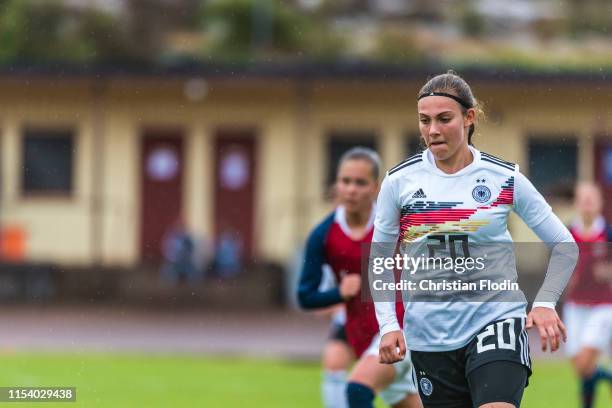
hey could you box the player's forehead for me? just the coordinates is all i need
[417,95,461,116]
[337,158,374,178]
[576,183,601,200]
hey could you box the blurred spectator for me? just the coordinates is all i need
[214,230,243,279]
[160,218,201,285]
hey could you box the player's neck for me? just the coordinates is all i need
[345,207,371,229]
[581,215,596,231]
[435,144,473,174]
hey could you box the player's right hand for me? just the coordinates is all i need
[339,274,361,300]
[379,330,406,364]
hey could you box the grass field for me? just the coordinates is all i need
[0,353,609,407]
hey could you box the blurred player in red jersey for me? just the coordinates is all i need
[298,147,421,408]
[564,182,612,408]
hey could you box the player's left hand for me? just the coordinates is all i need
[526,307,567,352]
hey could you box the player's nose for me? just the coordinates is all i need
[428,122,441,136]
[347,183,359,194]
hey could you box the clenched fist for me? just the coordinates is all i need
[379,330,406,364]
[340,274,361,300]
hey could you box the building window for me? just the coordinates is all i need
[22,128,74,195]
[528,137,577,198]
[326,131,377,196]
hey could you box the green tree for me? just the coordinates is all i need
[201,0,344,60]
[0,0,133,63]
[371,29,428,63]
[459,0,486,38]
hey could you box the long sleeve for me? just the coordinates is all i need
[513,171,578,308]
[371,175,402,335]
[297,216,343,309]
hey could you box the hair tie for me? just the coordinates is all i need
[417,92,472,110]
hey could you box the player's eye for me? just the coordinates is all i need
[355,179,368,186]
[419,118,430,124]
[439,116,452,123]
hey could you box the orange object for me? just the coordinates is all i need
[1,225,26,262]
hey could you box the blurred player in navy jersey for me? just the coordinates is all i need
[298,147,421,408]
[564,182,612,408]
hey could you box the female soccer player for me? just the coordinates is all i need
[298,147,422,408]
[372,71,578,408]
[564,182,612,408]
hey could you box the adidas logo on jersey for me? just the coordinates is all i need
[412,188,427,198]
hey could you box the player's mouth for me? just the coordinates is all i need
[429,140,446,146]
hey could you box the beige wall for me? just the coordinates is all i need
[0,83,94,263]
[0,78,611,267]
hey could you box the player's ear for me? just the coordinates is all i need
[464,108,476,127]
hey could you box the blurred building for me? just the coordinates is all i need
[0,64,611,271]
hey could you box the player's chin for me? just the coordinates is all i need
[344,201,366,213]
[430,144,450,159]
[343,202,358,213]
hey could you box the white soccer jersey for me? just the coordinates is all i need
[374,145,554,352]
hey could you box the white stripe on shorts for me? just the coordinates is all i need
[520,318,530,368]
[518,323,525,365]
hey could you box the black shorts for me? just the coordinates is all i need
[411,317,531,408]
[328,322,347,343]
